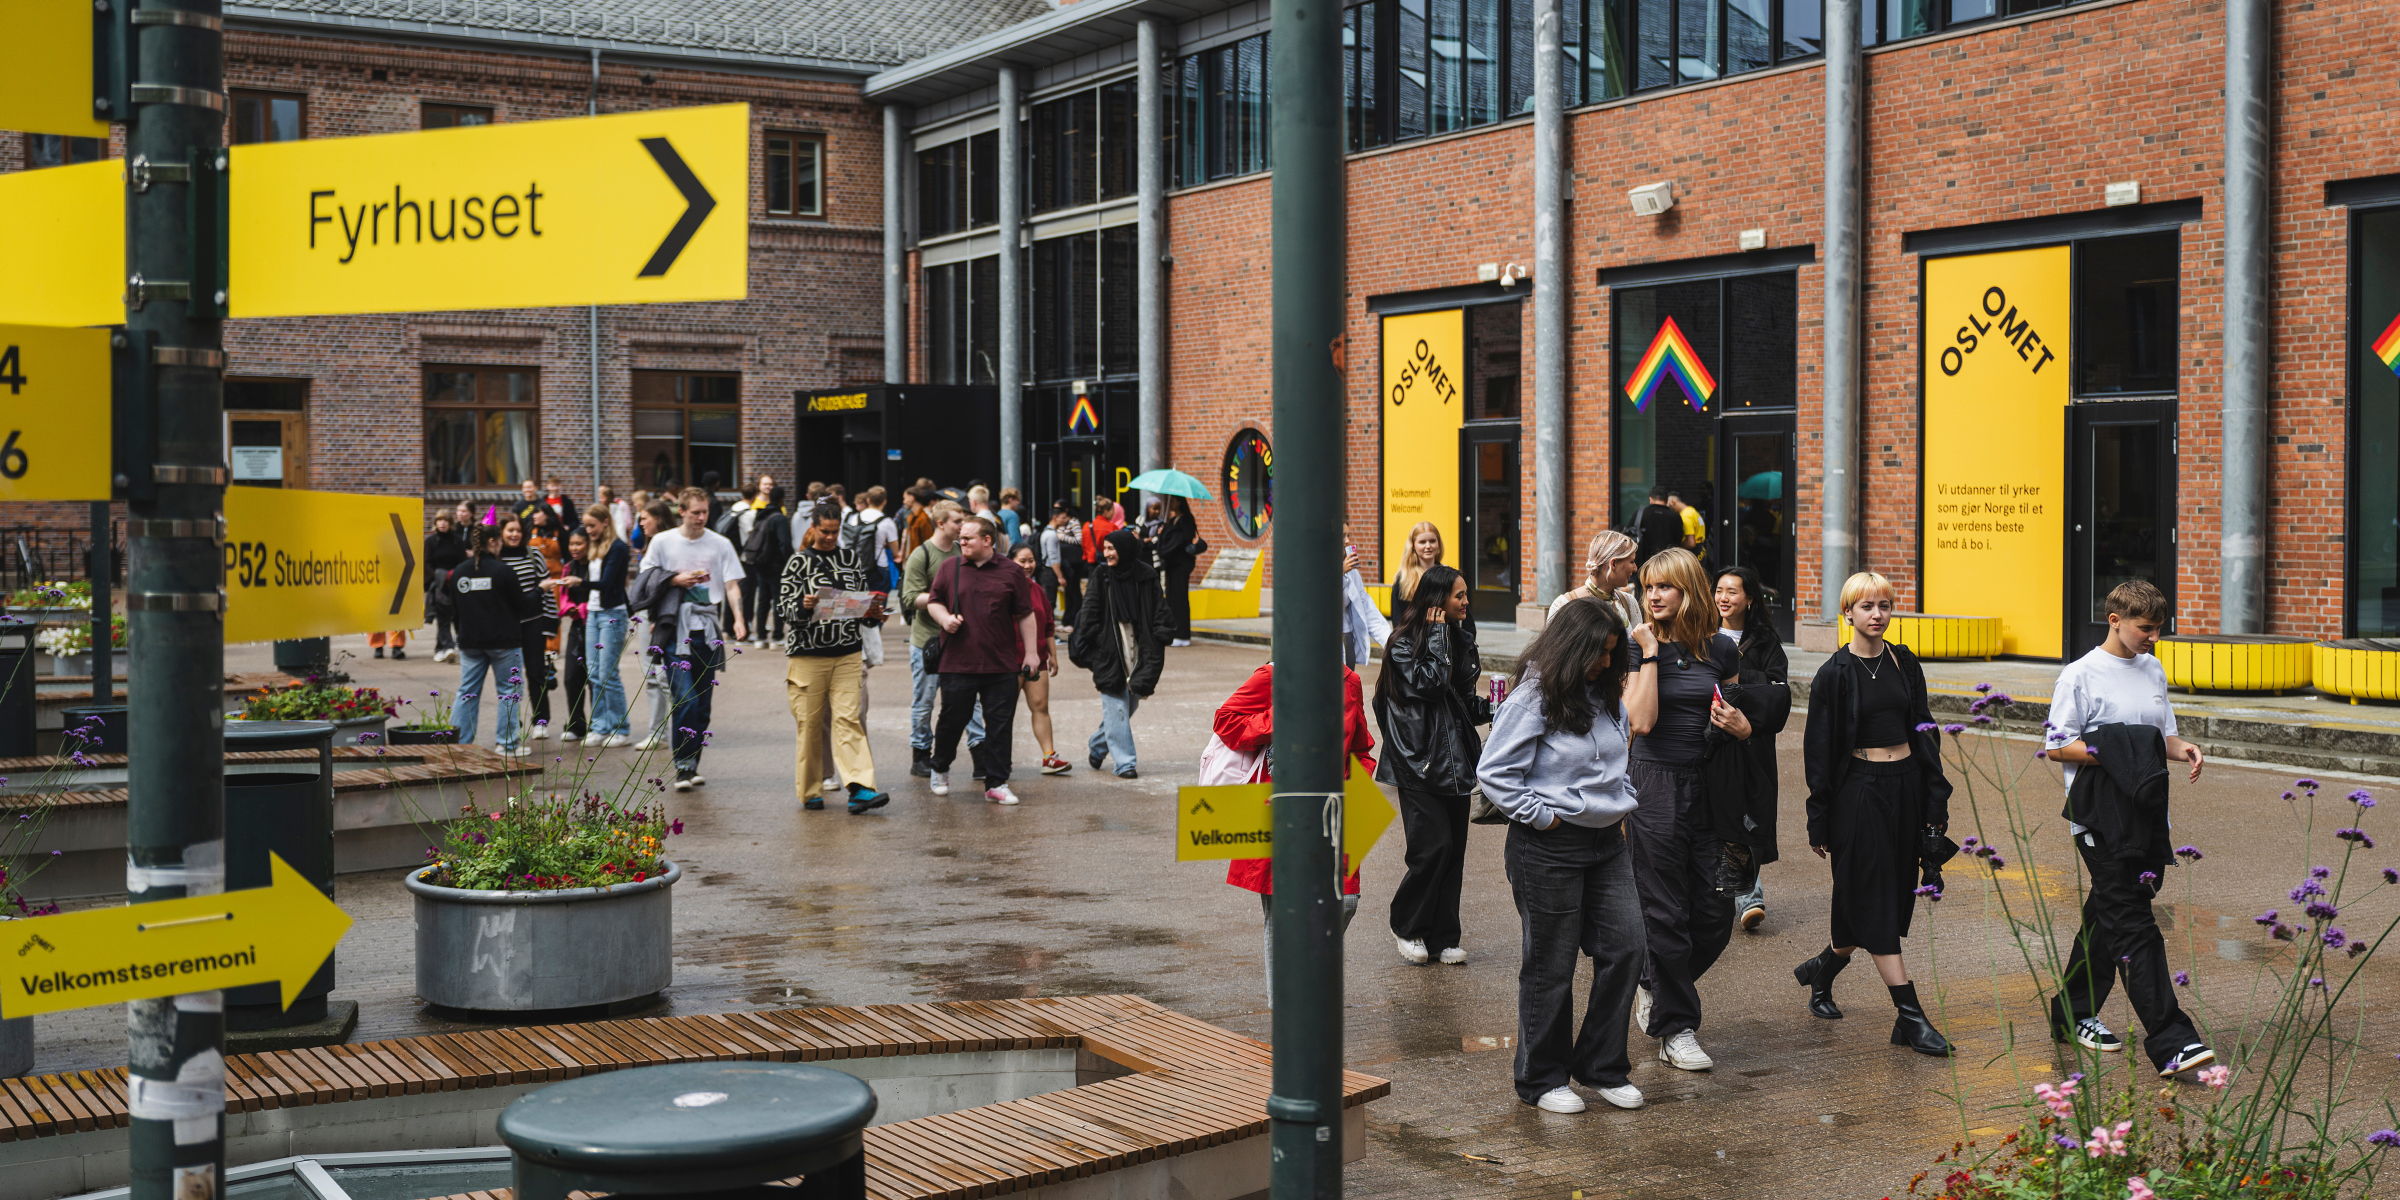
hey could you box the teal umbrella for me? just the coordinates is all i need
[1126,468,1213,500]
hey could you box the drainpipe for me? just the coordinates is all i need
[2219,0,2270,634]
[997,66,1025,494]
[1819,0,1862,619]
[1137,19,1167,494]
[588,48,603,496]
[1531,0,1567,606]
[884,104,910,384]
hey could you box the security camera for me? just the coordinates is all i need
[1629,181,1675,216]
[1498,263,1528,288]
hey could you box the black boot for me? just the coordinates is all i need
[1792,947,1849,1020]
[1889,982,1954,1057]
[1713,841,1754,894]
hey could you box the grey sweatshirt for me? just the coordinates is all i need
[1475,671,1637,830]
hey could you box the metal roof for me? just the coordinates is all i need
[863,0,1223,105]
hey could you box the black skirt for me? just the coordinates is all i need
[1827,756,1925,956]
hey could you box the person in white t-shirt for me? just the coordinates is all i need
[2041,578,2211,1078]
[643,486,748,790]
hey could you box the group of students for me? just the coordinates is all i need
[1342,531,2216,1113]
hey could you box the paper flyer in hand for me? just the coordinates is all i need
[812,589,879,621]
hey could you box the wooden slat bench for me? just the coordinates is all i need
[8,996,1388,1199]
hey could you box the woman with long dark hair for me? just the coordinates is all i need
[1624,547,1749,1072]
[1153,495,1200,647]
[498,515,558,739]
[1375,562,1486,966]
[1479,599,1654,1113]
[1793,571,1954,1056]
[1069,529,1173,778]
[1713,565,1790,933]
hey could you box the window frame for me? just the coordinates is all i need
[1222,428,1275,540]
[765,130,826,218]
[420,102,494,130]
[230,89,307,144]
[422,365,540,489]
[25,134,108,168]
[630,370,743,493]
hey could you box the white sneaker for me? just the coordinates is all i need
[530,724,550,741]
[559,732,580,745]
[1595,1083,1645,1110]
[1438,946,1467,965]
[928,771,950,796]
[1533,1086,1585,1113]
[985,785,1020,806]
[634,734,663,751]
[1634,986,1653,1034]
[822,776,839,791]
[497,745,533,759]
[1395,937,1430,965]
[1658,1029,1714,1071]
[600,734,631,749]
[1170,639,1193,648]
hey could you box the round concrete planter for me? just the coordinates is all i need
[329,714,390,746]
[407,859,678,1012]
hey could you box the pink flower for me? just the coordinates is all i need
[2085,1120,2132,1159]
[2198,1064,2231,1090]
[2126,1178,2156,1200]
[2032,1079,2080,1120]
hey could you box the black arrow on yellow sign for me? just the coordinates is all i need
[639,137,716,278]
[388,513,416,616]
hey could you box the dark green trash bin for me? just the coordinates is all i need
[224,718,338,1029]
[60,704,128,754]
[0,622,34,758]
[272,637,331,678]
[499,1062,876,1199]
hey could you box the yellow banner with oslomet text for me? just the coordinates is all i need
[1381,309,1464,597]
[1920,246,2070,657]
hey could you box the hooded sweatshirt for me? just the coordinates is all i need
[1476,669,1637,830]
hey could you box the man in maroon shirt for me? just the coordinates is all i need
[926,516,1040,805]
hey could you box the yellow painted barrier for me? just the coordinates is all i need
[1188,547,1265,622]
[1838,613,2002,660]
[2155,634,2313,693]
[2314,639,2400,704]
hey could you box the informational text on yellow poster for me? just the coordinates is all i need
[1381,309,1464,596]
[1920,245,2069,657]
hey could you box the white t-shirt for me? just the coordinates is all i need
[641,527,746,605]
[2045,645,2178,799]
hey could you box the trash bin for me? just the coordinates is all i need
[224,718,338,1030]
[0,622,33,758]
[498,1062,876,1200]
[59,704,128,755]
[272,637,331,678]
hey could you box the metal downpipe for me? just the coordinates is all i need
[1819,0,1863,617]
[996,66,1025,494]
[2219,0,2271,633]
[1137,19,1169,505]
[1531,0,1567,605]
[884,103,911,385]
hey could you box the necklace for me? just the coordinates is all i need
[1858,646,1890,681]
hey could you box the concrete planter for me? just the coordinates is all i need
[407,859,678,1012]
[329,715,389,747]
[43,653,87,679]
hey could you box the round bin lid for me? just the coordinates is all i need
[224,718,339,752]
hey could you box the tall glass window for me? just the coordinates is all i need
[631,371,739,493]
[2073,231,2178,397]
[1170,34,1272,186]
[1862,0,2097,44]
[1025,229,1140,387]
[917,131,998,239]
[923,256,1000,385]
[424,366,537,488]
[2352,208,2400,637]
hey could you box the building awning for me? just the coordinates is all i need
[864,0,1224,107]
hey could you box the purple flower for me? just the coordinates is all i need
[2368,1130,2400,1149]
[2255,910,2280,925]
[1974,682,1993,694]
[1942,723,1966,735]
[1914,722,1938,733]
[1987,855,2007,869]
[1914,884,1944,900]
[1973,714,1995,726]
[2350,789,2376,806]
[2175,845,2204,861]
[2139,871,2159,887]
[2034,749,2050,759]
[2324,929,2347,949]
[2173,971,2190,986]
[2293,880,2327,901]
[2298,778,2320,790]
[2337,827,2375,848]
[2273,924,2297,941]
[2306,901,2340,921]
[2312,865,2333,879]
[1987,693,2013,706]
[1962,836,1980,849]
[2053,1134,2081,1150]
[2384,868,2399,885]
[2310,976,2327,989]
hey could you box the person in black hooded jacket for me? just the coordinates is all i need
[1375,563,1489,966]
[1069,529,1173,778]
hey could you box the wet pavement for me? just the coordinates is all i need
[32,634,2400,1198]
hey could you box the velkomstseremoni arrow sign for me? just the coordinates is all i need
[0,104,746,326]
[2,853,351,1019]
[0,324,113,501]
[1173,759,1397,865]
[0,4,110,140]
[223,485,421,643]
[229,103,748,317]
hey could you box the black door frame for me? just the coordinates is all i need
[1459,421,1523,624]
[1714,410,1798,644]
[2063,398,2177,658]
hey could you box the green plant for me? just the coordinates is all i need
[419,792,679,892]
[239,678,396,722]
[0,712,113,920]
[395,687,457,731]
[5,581,91,610]
[32,615,124,657]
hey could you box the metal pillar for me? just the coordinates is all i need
[1137,19,1168,489]
[89,502,113,694]
[884,103,911,385]
[123,0,231,1193]
[587,48,603,496]
[1819,0,1863,616]
[2219,0,2271,634]
[996,66,1025,494]
[1266,0,1345,1186]
[1531,0,1567,605]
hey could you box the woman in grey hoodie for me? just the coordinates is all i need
[1478,599,1656,1115]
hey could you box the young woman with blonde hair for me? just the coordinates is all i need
[1390,521,1446,609]
[1546,529,1639,627]
[1794,571,1954,1056]
[1624,547,1750,1072]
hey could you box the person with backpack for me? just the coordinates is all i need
[450,522,536,756]
[743,485,793,648]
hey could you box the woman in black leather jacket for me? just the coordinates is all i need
[1375,563,1488,966]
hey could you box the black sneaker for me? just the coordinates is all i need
[672,769,694,793]
[1116,768,1139,780]
[2159,1043,2214,1077]
[909,751,932,778]
[803,797,825,811]
[2054,1016,2126,1053]
[847,785,891,815]
[372,647,386,659]
[1089,753,1106,771]
[391,648,406,660]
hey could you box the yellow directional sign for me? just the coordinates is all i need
[0,159,122,328]
[1175,759,1397,865]
[2,853,351,1019]
[229,103,748,317]
[224,486,422,643]
[0,3,110,139]
[0,324,112,501]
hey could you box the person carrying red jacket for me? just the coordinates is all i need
[1214,660,1377,993]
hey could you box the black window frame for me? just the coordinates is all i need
[1170,33,1272,187]
[420,102,493,129]
[916,130,999,239]
[230,89,306,144]
[423,365,539,489]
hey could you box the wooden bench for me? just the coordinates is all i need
[3,995,1389,1199]
[1187,546,1263,622]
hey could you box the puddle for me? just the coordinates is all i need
[1461,1034,1514,1053]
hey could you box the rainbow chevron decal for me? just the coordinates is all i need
[1623,316,1718,413]
[1068,392,1101,435]
[2374,311,2400,378]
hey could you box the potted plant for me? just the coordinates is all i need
[31,616,124,677]
[406,791,682,1011]
[5,581,92,625]
[387,688,460,746]
[236,678,397,746]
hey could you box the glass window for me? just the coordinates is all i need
[26,135,106,168]
[421,103,492,129]
[968,132,998,227]
[1100,79,1137,201]
[1346,3,1384,149]
[1171,35,1273,186]
[1727,0,1775,73]
[423,366,536,488]
[1584,0,1630,102]
[2355,208,2400,636]
[765,132,824,217]
[630,371,741,492]
[1721,272,1798,409]
[1781,0,1822,57]
[1469,302,1523,419]
[1223,429,1274,538]
[1397,0,1430,139]
[1030,90,1098,213]
[2073,231,2178,396]
[230,90,305,143]
[1676,0,1720,82]
[1429,0,1466,132]
[1101,225,1139,376]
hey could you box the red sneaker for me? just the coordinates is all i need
[1040,754,1072,775]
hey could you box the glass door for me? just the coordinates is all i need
[1459,424,1522,623]
[2066,400,2176,657]
[1715,413,1796,643]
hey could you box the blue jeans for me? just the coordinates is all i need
[455,647,525,749]
[669,628,723,772]
[908,642,981,751]
[585,607,631,737]
[1088,690,1139,773]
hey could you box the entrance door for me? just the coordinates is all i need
[228,413,307,488]
[1715,413,1796,643]
[2066,400,2176,657]
[1459,424,1521,623]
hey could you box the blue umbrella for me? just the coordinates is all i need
[1738,471,1783,501]
[1126,468,1213,500]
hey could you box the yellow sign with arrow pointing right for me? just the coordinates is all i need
[1174,758,1396,865]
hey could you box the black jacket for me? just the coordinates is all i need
[1154,512,1198,573]
[449,554,537,650]
[1701,627,1792,862]
[2063,723,2173,872]
[1069,566,1173,696]
[1634,503,1685,564]
[1373,621,1489,795]
[1802,643,1953,847]
[424,527,467,577]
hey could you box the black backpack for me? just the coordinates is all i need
[839,511,881,564]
